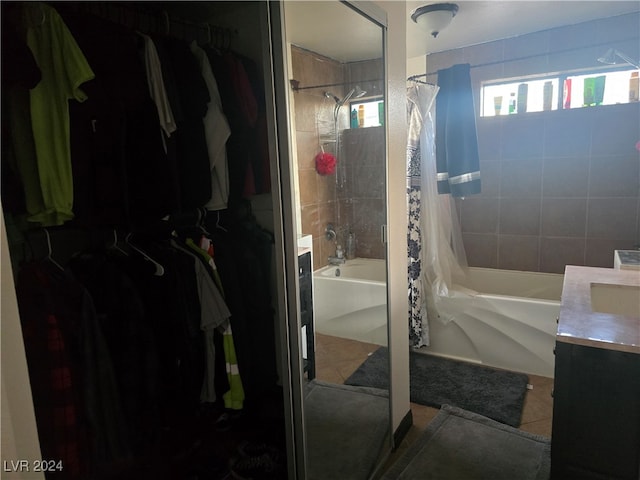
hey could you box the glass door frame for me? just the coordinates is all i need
[263,1,390,478]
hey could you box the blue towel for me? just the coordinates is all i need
[436,64,481,197]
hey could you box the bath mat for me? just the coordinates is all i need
[304,380,389,480]
[381,404,550,480]
[344,347,528,427]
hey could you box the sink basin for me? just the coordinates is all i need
[591,283,640,317]
[615,250,640,270]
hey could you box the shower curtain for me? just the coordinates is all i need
[407,80,470,348]
[407,82,438,348]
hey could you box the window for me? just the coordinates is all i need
[482,78,560,116]
[562,70,636,109]
[481,67,639,117]
[349,99,384,128]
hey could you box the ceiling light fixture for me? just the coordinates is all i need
[411,3,459,38]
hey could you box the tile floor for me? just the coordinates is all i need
[313,333,554,475]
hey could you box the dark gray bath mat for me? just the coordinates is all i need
[344,347,529,427]
[304,380,389,480]
[381,404,550,480]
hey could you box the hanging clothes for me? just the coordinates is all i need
[160,37,212,210]
[206,50,262,204]
[139,32,177,140]
[222,325,245,411]
[204,205,278,409]
[1,6,42,216]
[171,238,234,404]
[190,41,231,211]
[59,8,178,228]
[16,263,90,480]
[67,252,161,454]
[25,3,95,226]
[435,63,481,197]
[16,261,133,478]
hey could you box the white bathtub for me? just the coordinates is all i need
[313,260,561,378]
[425,267,562,378]
[313,258,388,346]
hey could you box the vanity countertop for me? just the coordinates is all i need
[558,265,640,354]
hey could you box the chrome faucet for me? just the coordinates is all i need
[325,223,337,242]
[328,255,345,266]
[325,223,344,265]
[328,243,345,265]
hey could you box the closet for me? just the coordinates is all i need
[1,2,287,479]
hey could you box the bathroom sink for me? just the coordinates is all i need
[590,283,640,317]
[615,250,640,270]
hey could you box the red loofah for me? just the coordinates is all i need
[315,151,337,175]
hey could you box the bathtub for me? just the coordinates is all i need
[314,259,562,378]
[425,267,563,378]
[313,258,388,346]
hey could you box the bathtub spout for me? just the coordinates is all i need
[328,256,345,266]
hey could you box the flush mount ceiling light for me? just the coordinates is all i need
[411,3,459,38]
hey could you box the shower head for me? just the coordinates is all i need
[597,48,640,69]
[327,86,368,121]
[340,86,367,106]
[324,91,341,103]
[325,86,367,108]
[598,48,618,65]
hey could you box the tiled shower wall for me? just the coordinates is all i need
[425,12,640,273]
[341,126,386,260]
[291,46,344,270]
[291,45,385,270]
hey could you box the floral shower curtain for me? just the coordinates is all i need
[407,82,438,348]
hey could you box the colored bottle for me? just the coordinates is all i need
[583,77,595,106]
[543,81,553,111]
[346,233,355,259]
[350,108,358,128]
[378,102,384,126]
[630,72,639,102]
[517,83,528,113]
[563,79,572,109]
[493,96,503,116]
[508,93,516,114]
[358,105,365,127]
[594,75,606,105]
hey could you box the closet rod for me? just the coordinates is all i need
[73,2,236,48]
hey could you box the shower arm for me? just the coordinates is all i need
[615,50,640,69]
[598,48,640,69]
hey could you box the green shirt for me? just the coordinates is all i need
[27,3,94,226]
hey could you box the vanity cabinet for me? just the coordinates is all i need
[551,265,640,480]
[299,251,315,380]
[551,341,640,479]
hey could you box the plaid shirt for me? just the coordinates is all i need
[17,263,88,479]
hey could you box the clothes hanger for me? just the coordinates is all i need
[198,207,211,235]
[125,232,165,276]
[214,210,228,233]
[162,10,170,36]
[44,228,64,271]
[109,229,129,256]
[23,3,46,28]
